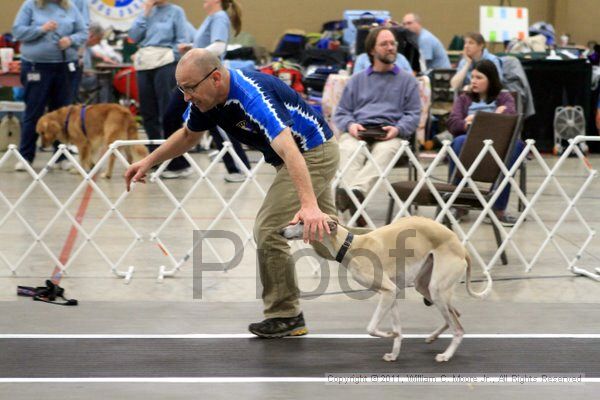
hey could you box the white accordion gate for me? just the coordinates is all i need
[0,136,598,282]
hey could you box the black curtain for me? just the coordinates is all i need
[521,59,594,152]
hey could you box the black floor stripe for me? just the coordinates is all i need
[1,338,598,378]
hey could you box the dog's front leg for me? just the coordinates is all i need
[367,290,398,339]
[383,299,403,362]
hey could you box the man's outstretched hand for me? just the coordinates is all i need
[124,160,152,192]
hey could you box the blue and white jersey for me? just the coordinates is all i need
[185,69,333,166]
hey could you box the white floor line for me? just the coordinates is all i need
[1,333,600,339]
[1,377,599,384]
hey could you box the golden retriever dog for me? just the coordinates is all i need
[36,103,149,178]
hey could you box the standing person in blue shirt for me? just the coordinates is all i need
[402,13,450,70]
[70,0,89,24]
[450,32,503,91]
[125,49,342,338]
[160,0,250,181]
[128,0,188,152]
[12,0,87,171]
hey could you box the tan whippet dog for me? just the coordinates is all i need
[280,216,492,362]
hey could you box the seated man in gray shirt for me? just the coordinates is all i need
[333,27,421,226]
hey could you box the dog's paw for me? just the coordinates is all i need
[69,168,79,175]
[368,330,397,338]
[435,353,450,362]
[101,172,112,179]
[425,335,437,344]
[383,353,398,362]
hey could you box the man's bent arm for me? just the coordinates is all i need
[271,128,318,208]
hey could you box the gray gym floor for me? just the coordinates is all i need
[1,149,599,398]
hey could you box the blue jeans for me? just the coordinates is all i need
[448,134,526,211]
[19,60,75,163]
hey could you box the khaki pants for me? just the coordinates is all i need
[338,133,403,195]
[253,139,340,318]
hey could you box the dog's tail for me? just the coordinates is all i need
[464,252,493,299]
[126,115,149,161]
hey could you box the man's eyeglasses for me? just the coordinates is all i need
[377,40,399,48]
[177,67,218,94]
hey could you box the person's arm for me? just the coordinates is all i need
[393,78,422,138]
[205,12,230,57]
[447,95,469,136]
[271,129,330,243]
[420,38,434,68]
[450,58,471,91]
[352,54,369,75]
[495,92,516,114]
[173,7,189,46]
[128,0,155,43]
[66,6,88,49]
[124,126,202,191]
[332,79,357,133]
[12,2,48,42]
[205,41,226,57]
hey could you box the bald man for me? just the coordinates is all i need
[402,13,450,70]
[124,49,341,338]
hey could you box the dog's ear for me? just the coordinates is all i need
[36,117,53,146]
[326,220,338,233]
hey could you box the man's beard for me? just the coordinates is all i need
[376,52,397,65]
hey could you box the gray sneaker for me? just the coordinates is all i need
[160,167,193,179]
[224,172,246,183]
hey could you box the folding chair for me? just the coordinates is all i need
[386,112,523,265]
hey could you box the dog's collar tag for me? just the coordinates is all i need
[335,232,354,263]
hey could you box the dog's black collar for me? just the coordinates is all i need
[335,232,354,263]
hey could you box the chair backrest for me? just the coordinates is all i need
[452,111,522,186]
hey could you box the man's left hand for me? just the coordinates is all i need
[377,126,400,141]
[289,206,331,243]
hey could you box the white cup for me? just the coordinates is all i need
[0,48,14,73]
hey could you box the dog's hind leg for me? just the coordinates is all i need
[414,254,434,306]
[103,152,116,179]
[383,299,403,362]
[431,288,464,362]
[425,322,448,344]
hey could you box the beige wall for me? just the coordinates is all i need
[176,0,554,50]
[553,0,599,46]
[1,0,597,50]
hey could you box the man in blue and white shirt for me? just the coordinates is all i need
[125,49,339,338]
[402,13,451,70]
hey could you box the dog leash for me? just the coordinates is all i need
[63,105,90,138]
[63,105,74,136]
[335,232,354,263]
[17,280,78,306]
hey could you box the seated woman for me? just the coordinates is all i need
[450,32,503,92]
[446,59,524,227]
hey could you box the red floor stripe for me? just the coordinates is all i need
[50,182,95,284]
